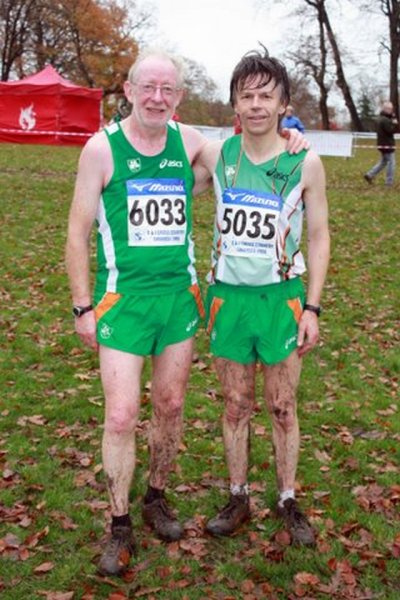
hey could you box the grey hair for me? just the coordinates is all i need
[128,47,186,87]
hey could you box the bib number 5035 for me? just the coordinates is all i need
[221,207,276,240]
[129,197,186,227]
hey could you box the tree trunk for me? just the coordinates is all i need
[319,87,330,129]
[320,3,364,130]
[386,0,400,115]
[317,13,330,129]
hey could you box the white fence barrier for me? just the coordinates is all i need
[192,125,234,141]
[192,127,399,158]
[302,131,354,157]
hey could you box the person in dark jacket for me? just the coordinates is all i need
[364,101,398,186]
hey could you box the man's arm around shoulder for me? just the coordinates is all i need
[179,123,222,196]
[192,139,222,196]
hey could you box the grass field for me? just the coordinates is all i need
[0,142,399,600]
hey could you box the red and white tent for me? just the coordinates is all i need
[0,65,103,146]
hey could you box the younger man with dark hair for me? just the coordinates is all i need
[195,47,330,545]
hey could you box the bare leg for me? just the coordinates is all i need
[215,358,256,486]
[262,351,302,493]
[100,346,144,516]
[148,337,194,489]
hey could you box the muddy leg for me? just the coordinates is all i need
[215,358,256,486]
[100,346,144,515]
[148,338,194,489]
[262,351,302,492]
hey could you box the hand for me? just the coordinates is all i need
[281,128,310,154]
[297,310,319,357]
[75,310,98,351]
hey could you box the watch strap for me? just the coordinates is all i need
[303,303,321,317]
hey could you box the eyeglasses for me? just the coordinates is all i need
[132,83,181,98]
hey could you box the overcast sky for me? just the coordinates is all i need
[143,0,389,112]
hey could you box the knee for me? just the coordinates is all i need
[153,388,184,420]
[105,405,139,435]
[269,398,296,431]
[224,392,253,427]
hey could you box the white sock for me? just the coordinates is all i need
[230,483,249,496]
[278,489,295,508]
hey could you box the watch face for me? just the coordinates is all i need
[73,305,93,317]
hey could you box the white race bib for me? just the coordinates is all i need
[126,178,187,246]
[219,187,282,258]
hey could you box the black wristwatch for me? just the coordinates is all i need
[72,304,93,318]
[303,303,321,317]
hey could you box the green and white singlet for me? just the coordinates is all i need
[94,120,196,299]
[210,135,307,286]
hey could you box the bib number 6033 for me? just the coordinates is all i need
[129,197,186,227]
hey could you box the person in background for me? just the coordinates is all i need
[66,47,308,577]
[233,113,242,134]
[281,104,305,133]
[364,100,398,186]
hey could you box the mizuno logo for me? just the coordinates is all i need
[224,190,280,209]
[225,191,242,201]
[129,182,148,192]
[127,179,185,195]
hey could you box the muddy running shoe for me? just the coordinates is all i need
[205,493,250,536]
[277,498,316,546]
[142,494,183,541]
[98,525,136,576]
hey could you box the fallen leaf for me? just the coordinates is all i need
[34,561,54,574]
[294,571,320,586]
[275,530,291,546]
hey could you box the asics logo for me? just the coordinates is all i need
[186,318,198,332]
[284,335,297,350]
[160,159,183,169]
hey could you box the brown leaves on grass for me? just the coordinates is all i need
[352,483,400,518]
[293,571,321,597]
[391,533,400,558]
[38,592,74,600]
[291,560,378,599]
[0,525,49,565]
[17,414,48,427]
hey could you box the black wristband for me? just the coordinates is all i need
[303,303,321,317]
[72,304,93,318]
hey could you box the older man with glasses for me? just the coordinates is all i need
[66,47,306,576]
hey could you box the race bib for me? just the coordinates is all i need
[219,187,282,258]
[126,178,187,246]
